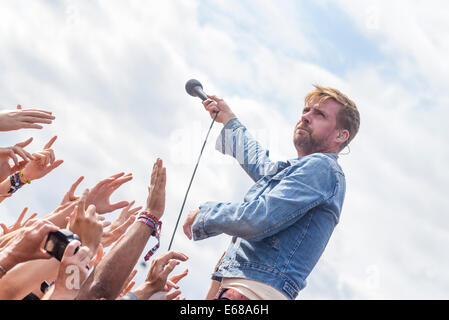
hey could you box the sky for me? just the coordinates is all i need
[0,0,448,299]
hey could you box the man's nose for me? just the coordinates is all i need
[301,112,311,125]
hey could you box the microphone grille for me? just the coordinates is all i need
[185,79,203,97]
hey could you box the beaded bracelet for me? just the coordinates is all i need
[137,211,162,261]
[8,171,30,194]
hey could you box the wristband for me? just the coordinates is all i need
[137,211,162,261]
[8,171,30,194]
[19,171,31,184]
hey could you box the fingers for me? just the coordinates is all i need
[69,205,79,227]
[74,246,91,263]
[120,281,135,298]
[112,215,135,236]
[166,290,182,300]
[90,244,104,269]
[161,259,180,279]
[85,204,97,218]
[157,251,189,265]
[109,172,125,179]
[68,176,84,199]
[121,200,135,215]
[12,145,35,162]
[0,223,8,235]
[15,137,33,148]
[78,188,89,211]
[158,167,166,190]
[169,269,189,285]
[44,136,57,149]
[109,173,133,189]
[23,212,38,225]
[8,149,19,167]
[166,279,179,290]
[102,221,111,228]
[16,207,29,225]
[20,116,53,125]
[19,123,43,129]
[183,219,193,240]
[64,240,82,257]
[21,111,54,119]
[123,269,138,289]
[150,159,161,186]
[48,159,63,171]
[17,107,52,115]
[109,201,130,212]
[183,209,199,240]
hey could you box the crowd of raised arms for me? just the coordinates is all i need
[0,105,189,300]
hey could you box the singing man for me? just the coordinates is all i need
[183,85,360,300]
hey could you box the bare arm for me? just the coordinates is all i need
[0,136,63,204]
[76,159,166,300]
[0,219,60,299]
[77,222,153,300]
[0,104,54,131]
[0,258,59,300]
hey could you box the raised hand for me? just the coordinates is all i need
[132,251,188,300]
[0,219,60,267]
[183,208,200,240]
[85,173,132,214]
[21,136,63,182]
[0,207,38,235]
[100,213,136,248]
[146,158,166,220]
[0,138,34,181]
[202,94,236,125]
[49,240,91,300]
[66,189,103,257]
[0,105,55,131]
[165,268,189,292]
[60,176,84,206]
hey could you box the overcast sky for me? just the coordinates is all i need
[0,0,448,299]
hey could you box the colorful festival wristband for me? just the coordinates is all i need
[8,171,30,194]
[137,211,162,261]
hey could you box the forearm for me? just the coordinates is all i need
[194,193,313,242]
[193,201,273,240]
[0,172,31,204]
[0,179,12,203]
[0,258,59,300]
[76,222,153,300]
[215,118,277,182]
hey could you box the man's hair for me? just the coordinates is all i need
[305,84,360,149]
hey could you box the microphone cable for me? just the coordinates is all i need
[167,110,219,251]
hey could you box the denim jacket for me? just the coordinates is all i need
[192,118,346,299]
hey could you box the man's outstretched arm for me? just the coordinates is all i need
[203,95,279,182]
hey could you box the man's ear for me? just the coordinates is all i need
[337,130,349,143]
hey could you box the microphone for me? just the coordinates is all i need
[185,79,208,101]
